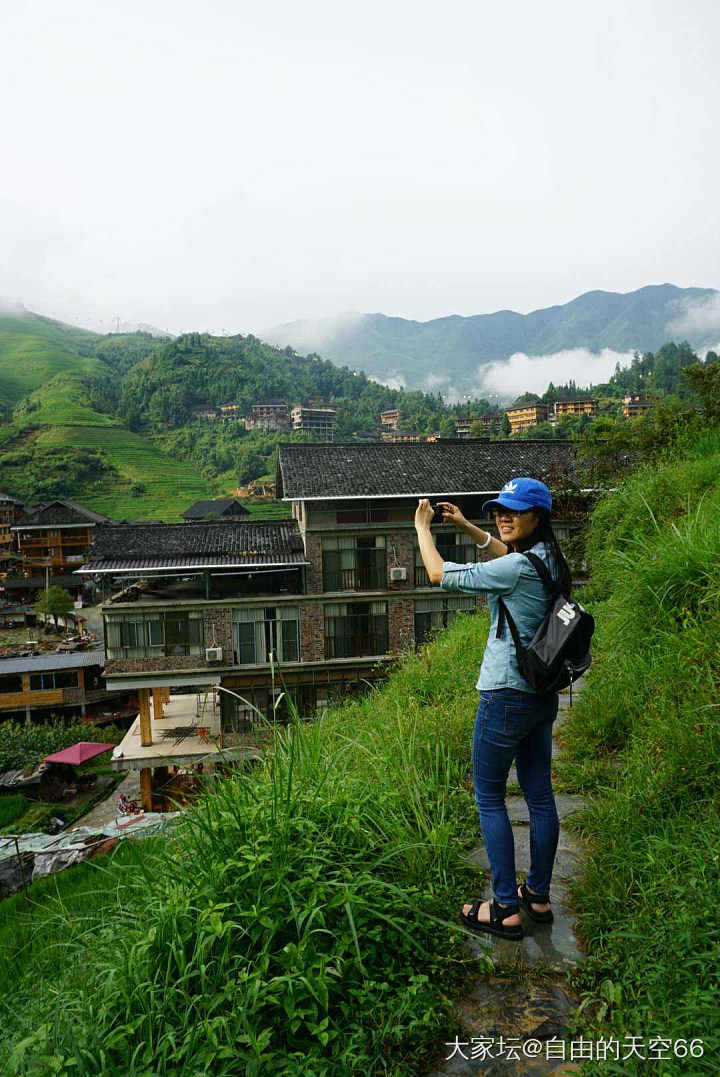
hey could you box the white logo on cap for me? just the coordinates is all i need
[502,481,518,493]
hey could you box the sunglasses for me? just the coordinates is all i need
[491,507,533,519]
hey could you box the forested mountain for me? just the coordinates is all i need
[117,331,467,438]
[0,310,496,518]
[266,283,720,396]
[0,303,715,519]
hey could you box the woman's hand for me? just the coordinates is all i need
[437,501,467,530]
[414,498,434,529]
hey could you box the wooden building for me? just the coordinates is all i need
[8,500,113,597]
[506,404,549,434]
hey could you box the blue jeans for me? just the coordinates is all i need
[472,687,559,906]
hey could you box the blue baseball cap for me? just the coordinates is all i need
[482,477,553,514]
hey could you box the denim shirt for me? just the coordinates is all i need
[440,541,556,693]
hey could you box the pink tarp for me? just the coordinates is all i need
[44,741,115,766]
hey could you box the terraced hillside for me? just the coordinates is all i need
[36,425,211,520]
[0,312,104,408]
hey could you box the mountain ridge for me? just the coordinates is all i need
[265,283,720,396]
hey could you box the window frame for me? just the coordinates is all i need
[231,606,300,665]
[323,600,388,659]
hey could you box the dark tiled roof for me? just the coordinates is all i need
[276,439,576,499]
[0,649,106,675]
[79,519,308,573]
[182,498,249,519]
[14,500,114,528]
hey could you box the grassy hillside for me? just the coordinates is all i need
[36,424,212,520]
[0,614,486,1076]
[556,426,720,1069]
[0,312,105,408]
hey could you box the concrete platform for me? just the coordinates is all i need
[111,692,223,770]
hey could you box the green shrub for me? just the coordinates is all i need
[0,717,118,773]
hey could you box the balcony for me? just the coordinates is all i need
[322,565,386,592]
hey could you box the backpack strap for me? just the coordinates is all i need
[496,596,524,647]
[522,551,563,597]
[495,551,560,643]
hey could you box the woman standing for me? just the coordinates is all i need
[414,477,572,941]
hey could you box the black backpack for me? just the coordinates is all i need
[496,552,594,697]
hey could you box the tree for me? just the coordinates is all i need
[35,586,75,631]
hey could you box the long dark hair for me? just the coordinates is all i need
[514,508,572,595]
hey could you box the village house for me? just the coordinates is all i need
[0,647,127,721]
[79,440,583,809]
[622,392,653,418]
[290,405,337,440]
[182,497,250,521]
[454,415,503,437]
[551,399,598,421]
[8,500,114,600]
[505,403,549,434]
[243,401,291,433]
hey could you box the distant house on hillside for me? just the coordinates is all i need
[0,492,24,558]
[244,402,291,433]
[290,405,337,441]
[622,393,653,418]
[182,498,250,521]
[506,404,549,434]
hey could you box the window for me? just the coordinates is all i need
[414,531,476,586]
[324,601,388,659]
[29,670,79,691]
[232,607,300,665]
[105,612,203,659]
[414,597,476,646]
[0,674,23,693]
[336,508,388,524]
[322,536,386,591]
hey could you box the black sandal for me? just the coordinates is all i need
[518,881,554,923]
[459,898,524,940]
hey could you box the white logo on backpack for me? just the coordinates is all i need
[557,602,576,626]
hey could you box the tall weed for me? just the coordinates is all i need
[562,442,720,1071]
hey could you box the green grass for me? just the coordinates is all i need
[0,795,28,828]
[558,431,720,1073]
[18,375,119,427]
[0,314,103,406]
[0,614,490,1076]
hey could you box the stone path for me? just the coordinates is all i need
[79,770,141,829]
[429,682,588,1075]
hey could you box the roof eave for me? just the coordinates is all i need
[75,560,311,574]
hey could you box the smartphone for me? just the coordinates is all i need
[431,503,445,524]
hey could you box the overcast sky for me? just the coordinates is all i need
[2,0,719,337]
